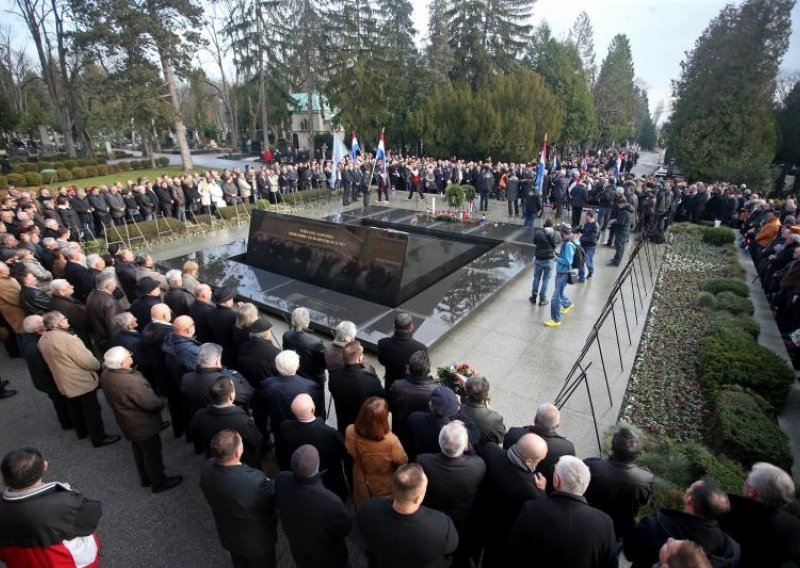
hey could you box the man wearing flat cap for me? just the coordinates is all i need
[209,287,239,367]
[237,317,281,386]
[406,386,480,460]
[128,277,161,329]
[276,445,353,568]
[377,311,428,393]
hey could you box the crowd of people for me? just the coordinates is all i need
[0,151,797,567]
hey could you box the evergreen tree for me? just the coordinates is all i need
[776,79,800,166]
[379,0,419,146]
[593,34,636,145]
[528,24,597,146]
[566,11,597,85]
[667,0,794,185]
[424,0,455,81]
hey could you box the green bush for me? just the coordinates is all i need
[84,166,99,177]
[6,173,26,187]
[699,330,794,409]
[117,161,130,171]
[107,164,119,175]
[697,291,717,309]
[52,162,65,169]
[64,160,78,169]
[462,184,477,202]
[156,157,170,167]
[702,226,736,246]
[56,168,73,182]
[125,217,187,242]
[706,311,760,340]
[76,159,88,167]
[71,167,87,179]
[713,389,792,471]
[24,172,43,186]
[682,441,747,494]
[714,291,754,316]
[96,164,109,176]
[701,278,749,298]
[0,175,6,188]
[445,184,466,208]
[20,162,38,172]
[38,162,53,170]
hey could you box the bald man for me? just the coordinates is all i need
[475,433,548,567]
[188,284,214,343]
[278,393,349,502]
[162,315,200,375]
[138,303,180,435]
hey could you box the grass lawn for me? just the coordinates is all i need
[47,166,187,190]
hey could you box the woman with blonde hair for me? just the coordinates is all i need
[181,260,199,295]
[345,396,407,509]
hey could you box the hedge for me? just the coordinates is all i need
[702,226,736,246]
[697,291,717,309]
[117,161,130,171]
[24,172,43,186]
[96,164,109,176]
[56,168,72,182]
[713,389,792,471]
[6,173,25,187]
[699,330,794,409]
[714,291,754,316]
[85,166,99,177]
[64,160,78,169]
[156,157,170,167]
[701,278,750,298]
[706,310,760,340]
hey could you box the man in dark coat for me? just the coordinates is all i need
[99,346,182,493]
[236,317,280,386]
[328,340,385,435]
[109,312,141,362]
[200,430,277,568]
[624,479,740,568]
[275,445,353,568]
[163,270,194,317]
[137,304,182,433]
[85,272,122,353]
[473,433,548,568]
[406,386,480,460]
[114,249,140,302]
[510,455,618,567]
[180,343,254,425]
[19,315,72,429]
[189,377,262,468]
[19,271,50,315]
[128,277,161,329]
[583,426,654,541]
[377,311,427,393]
[278,393,348,502]
[358,463,458,568]
[208,287,239,368]
[719,462,800,568]
[49,279,93,349]
[570,174,589,228]
[188,284,215,343]
[259,350,323,457]
[417,421,486,568]
[63,250,92,303]
[458,375,506,447]
[387,350,440,451]
[503,402,575,492]
[282,307,327,386]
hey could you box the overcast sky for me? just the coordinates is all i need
[411,0,800,119]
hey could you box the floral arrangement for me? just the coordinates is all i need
[436,362,477,397]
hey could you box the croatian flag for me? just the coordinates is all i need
[330,133,348,187]
[351,131,360,162]
[375,129,386,161]
[535,133,547,194]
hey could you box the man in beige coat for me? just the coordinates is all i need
[38,311,120,448]
[100,346,182,493]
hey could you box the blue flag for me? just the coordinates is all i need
[330,134,347,187]
[351,131,360,163]
[535,134,547,194]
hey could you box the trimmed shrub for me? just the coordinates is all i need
[38,162,53,170]
[84,166,99,177]
[96,164,109,176]
[156,157,170,167]
[0,175,6,187]
[24,172,43,186]
[130,217,187,241]
[64,160,79,169]
[117,161,130,171]
[699,330,794,409]
[52,162,65,169]
[697,291,717,309]
[714,291,754,316]
[71,167,87,179]
[701,278,749,298]
[682,442,746,495]
[713,389,792,471]
[6,173,26,187]
[76,160,88,167]
[702,226,735,246]
[706,310,760,340]
[56,168,73,182]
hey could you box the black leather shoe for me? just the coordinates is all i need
[0,390,17,399]
[152,475,183,494]
[93,434,121,447]
[0,380,9,388]
[141,479,152,488]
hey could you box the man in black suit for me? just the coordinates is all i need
[417,421,486,568]
[237,317,280,386]
[282,307,326,386]
[719,462,800,567]
[377,311,427,392]
[328,340,384,435]
[503,402,575,492]
[474,433,548,568]
[49,279,93,349]
[278,393,348,502]
[209,287,239,368]
[200,429,277,568]
[358,463,458,567]
[63,248,92,302]
[275,445,353,568]
[188,284,215,343]
[510,455,618,567]
[189,377,262,468]
[583,426,654,542]
[129,277,162,329]
[85,272,122,353]
[387,350,440,452]
[163,269,194,317]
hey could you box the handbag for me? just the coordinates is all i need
[567,271,578,285]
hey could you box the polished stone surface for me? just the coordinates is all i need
[160,206,535,349]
